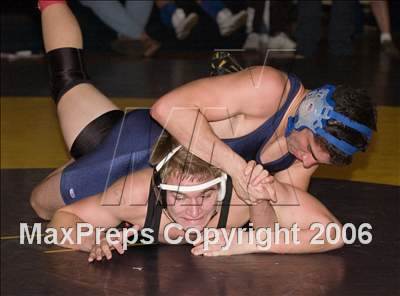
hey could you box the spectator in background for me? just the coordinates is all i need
[244,1,296,51]
[295,0,356,58]
[370,0,399,58]
[79,0,160,57]
[156,0,247,40]
[156,0,199,40]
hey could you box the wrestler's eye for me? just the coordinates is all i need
[172,192,185,200]
[201,190,216,199]
[201,193,212,199]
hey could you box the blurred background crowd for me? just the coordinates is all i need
[1,0,399,59]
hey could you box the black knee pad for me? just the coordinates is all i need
[70,110,124,159]
[210,52,243,76]
[46,47,91,104]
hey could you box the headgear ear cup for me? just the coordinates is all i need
[285,85,373,156]
[218,174,227,201]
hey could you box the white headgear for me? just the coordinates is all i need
[155,145,227,201]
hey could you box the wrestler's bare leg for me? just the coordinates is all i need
[32,2,120,219]
[41,2,119,150]
[30,160,73,220]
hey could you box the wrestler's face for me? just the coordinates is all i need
[286,128,331,168]
[164,174,219,231]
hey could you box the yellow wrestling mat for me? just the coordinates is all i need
[1,96,399,186]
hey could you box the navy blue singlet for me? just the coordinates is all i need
[60,74,300,204]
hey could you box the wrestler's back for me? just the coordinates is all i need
[61,74,302,203]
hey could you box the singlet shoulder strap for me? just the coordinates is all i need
[144,180,163,243]
[217,176,233,228]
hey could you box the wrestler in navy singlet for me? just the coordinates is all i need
[60,74,301,204]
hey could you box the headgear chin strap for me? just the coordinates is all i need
[285,85,373,156]
[154,145,228,202]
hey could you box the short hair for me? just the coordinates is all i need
[316,85,377,165]
[150,132,221,182]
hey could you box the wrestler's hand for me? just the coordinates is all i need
[87,231,126,263]
[191,229,256,257]
[88,233,124,262]
[233,160,276,205]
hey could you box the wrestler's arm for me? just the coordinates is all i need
[250,201,278,229]
[248,174,343,254]
[47,169,151,251]
[254,187,344,254]
[151,66,288,200]
[193,181,343,256]
[245,161,313,226]
[274,161,318,191]
[246,159,338,253]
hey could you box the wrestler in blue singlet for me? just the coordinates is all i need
[60,74,300,204]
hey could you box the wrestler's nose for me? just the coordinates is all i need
[186,202,201,218]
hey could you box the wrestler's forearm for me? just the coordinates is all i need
[41,2,83,52]
[253,228,344,254]
[151,100,246,177]
[47,210,94,251]
[272,177,304,204]
[248,181,343,253]
[250,201,277,229]
[250,179,302,230]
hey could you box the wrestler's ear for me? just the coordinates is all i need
[302,153,318,168]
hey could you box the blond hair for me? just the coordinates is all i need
[150,132,221,182]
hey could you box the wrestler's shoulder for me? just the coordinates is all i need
[241,66,290,95]
[244,65,288,81]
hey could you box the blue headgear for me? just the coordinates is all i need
[285,85,372,156]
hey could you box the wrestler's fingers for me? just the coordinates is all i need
[256,183,276,201]
[252,170,270,186]
[261,175,275,184]
[111,238,125,255]
[248,190,260,202]
[193,231,214,247]
[202,244,224,256]
[243,197,253,205]
[205,229,220,241]
[267,184,277,202]
[249,198,261,205]
[192,242,222,256]
[100,241,112,260]
[88,247,97,262]
[111,229,132,254]
[191,244,205,256]
[95,246,103,261]
[249,164,264,182]
[254,184,276,201]
[244,160,256,176]
[192,238,204,247]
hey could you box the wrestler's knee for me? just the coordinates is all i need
[30,186,53,220]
